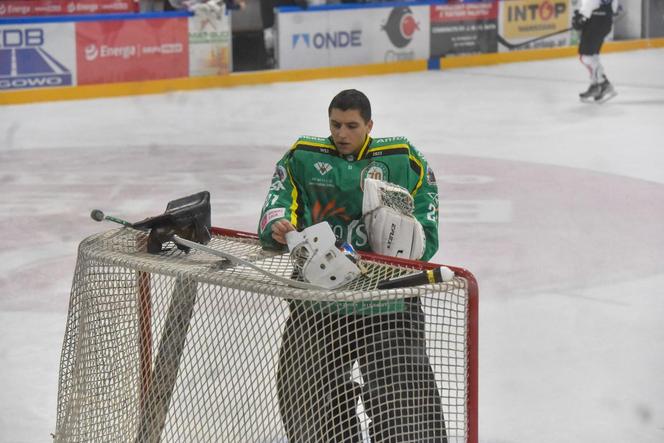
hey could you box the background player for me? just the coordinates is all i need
[573,0,621,102]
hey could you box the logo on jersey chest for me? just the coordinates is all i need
[360,161,389,188]
[312,199,351,223]
[314,162,333,176]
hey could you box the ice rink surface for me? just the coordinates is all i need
[1,48,663,442]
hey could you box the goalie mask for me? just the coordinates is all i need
[285,222,363,289]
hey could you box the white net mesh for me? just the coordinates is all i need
[54,227,477,443]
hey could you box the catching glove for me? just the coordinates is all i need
[362,178,425,260]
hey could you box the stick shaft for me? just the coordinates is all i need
[105,215,135,228]
[498,27,572,50]
[172,235,322,290]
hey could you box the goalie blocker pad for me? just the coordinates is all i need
[362,179,425,260]
[133,191,212,253]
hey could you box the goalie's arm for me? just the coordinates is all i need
[410,151,439,262]
[258,153,305,250]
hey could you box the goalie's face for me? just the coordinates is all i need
[329,108,373,156]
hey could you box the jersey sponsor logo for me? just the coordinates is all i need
[426,166,437,185]
[376,136,408,143]
[295,144,336,155]
[310,177,334,188]
[273,165,287,182]
[312,199,351,224]
[314,162,333,176]
[299,135,328,143]
[331,219,369,248]
[360,162,389,188]
[269,180,285,191]
[260,207,286,232]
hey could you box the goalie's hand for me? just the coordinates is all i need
[271,219,295,245]
[363,206,425,260]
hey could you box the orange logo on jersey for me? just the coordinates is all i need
[312,200,351,223]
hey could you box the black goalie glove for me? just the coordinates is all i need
[572,10,587,31]
[133,191,212,253]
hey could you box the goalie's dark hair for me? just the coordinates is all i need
[328,89,372,123]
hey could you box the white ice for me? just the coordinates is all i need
[1,48,663,443]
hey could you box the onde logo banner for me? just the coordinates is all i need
[502,0,569,39]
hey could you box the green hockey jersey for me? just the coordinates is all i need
[258,135,440,314]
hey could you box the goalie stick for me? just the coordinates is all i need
[171,235,326,290]
[376,266,455,290]
[90,209,135,228]
[93,206,448,291]
[91,209,324,290]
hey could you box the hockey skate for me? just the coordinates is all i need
[579,83,601,102]
[594,80,617,103]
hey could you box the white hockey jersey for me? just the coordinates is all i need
[578,0,620,18]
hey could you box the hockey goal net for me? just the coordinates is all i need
[54,227,478,443]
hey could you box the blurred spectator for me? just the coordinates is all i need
[231,0,275,71]
[165,0,245,14]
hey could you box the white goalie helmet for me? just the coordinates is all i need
[285,222,363,289]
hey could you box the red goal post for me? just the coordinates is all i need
[54,226,478,443]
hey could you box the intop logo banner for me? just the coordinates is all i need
[76,18,188,85]
[498,0,571,51]
[0,23,76,90]
[277,5,430,70]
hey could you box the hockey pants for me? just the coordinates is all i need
[276,299,448,443]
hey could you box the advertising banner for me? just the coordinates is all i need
[0,22,76,90]
[0,0,136,18]
[188,13,232,76]
[277,5,430,70]
[497,0,572,51]
[430,1,498,57]
[76,18,188,85]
